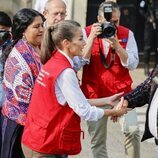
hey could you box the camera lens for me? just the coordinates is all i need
[103,24,116,38]
[99,22,116,38]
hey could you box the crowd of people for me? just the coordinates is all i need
[0,0,158,158]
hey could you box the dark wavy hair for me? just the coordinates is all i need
[3,8,45,62]
[12,8,45,42]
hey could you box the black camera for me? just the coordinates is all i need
[99,4,117,38]
[0,29,11,45]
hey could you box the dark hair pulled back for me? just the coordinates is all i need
[40,20,81,64]
[3,8,45,62]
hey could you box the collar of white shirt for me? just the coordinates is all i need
[58,49,74,68]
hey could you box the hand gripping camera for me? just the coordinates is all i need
[0,29,11,46]
[99,4,117,38]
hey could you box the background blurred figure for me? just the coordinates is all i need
[1,8,45,158]
[43,0,67,27]
[0,11,12,156]
[34,0,68,14]
[0,11,12,107]
[139,0,158,75]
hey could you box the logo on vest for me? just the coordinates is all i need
[37,69,50,87]
[121,38,127,43]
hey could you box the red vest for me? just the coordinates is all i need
[82,25,132,98]
[22,51,81,155]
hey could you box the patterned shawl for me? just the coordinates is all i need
[2,39,41,125]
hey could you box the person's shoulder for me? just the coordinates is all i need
[118,25,130,31]
[85,25,92,30]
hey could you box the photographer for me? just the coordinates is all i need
[81,1,140,158]
[0,11,12,106]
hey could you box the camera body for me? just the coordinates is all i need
[99,4,117,38]
[0,29,11,46]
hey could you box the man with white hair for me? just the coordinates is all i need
[43,0,67,27]
[34,0,68,19]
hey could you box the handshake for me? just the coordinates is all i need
[103,92,130,122]
[111,97,130,122]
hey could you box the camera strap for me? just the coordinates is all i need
[99,40,115,69]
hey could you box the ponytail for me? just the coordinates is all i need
[40,26,56,64]
[40,20,81,65]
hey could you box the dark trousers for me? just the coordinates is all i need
[1,114,24,158]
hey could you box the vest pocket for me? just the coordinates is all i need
[29,117,49,144]
[59,129,81,154]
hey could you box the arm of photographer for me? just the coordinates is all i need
[109,30,139,70]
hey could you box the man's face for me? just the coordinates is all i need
[23,16,44,47]
[43,0,67,27]
[111,9,120,27]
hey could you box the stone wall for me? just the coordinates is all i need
[0,0,32,17]
[0,0,87,27]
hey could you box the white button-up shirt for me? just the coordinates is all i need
[55,50,104,121]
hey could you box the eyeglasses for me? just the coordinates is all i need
[46,10,67,18]
[111,20,119,25]
[53,12,66,18]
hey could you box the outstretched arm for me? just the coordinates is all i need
[88,92,123,107]
[124,65,158,108]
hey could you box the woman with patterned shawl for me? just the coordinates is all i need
[0,8,45,158]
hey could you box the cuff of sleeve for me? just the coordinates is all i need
[97,108,104,119]
[120,58,129,68]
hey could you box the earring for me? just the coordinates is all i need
[22,35,26,41]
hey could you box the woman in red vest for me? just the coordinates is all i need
[21,20,128,158]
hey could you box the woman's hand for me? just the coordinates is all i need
[110,98,129,122]
[105,92,124,106]
[105,97,128,116]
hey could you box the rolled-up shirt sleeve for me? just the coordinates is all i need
[56,68,104,121]
[122,30,139,70]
